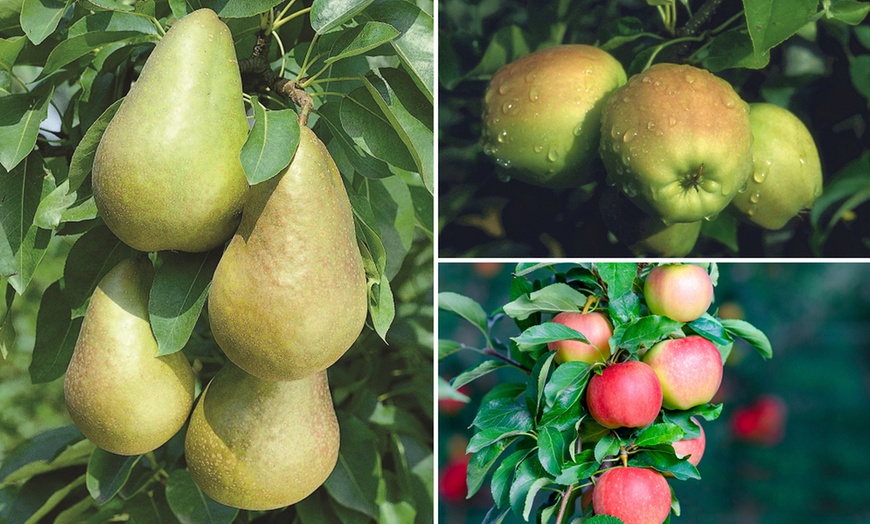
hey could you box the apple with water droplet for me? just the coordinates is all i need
[481,45,627,188]
[592,467,672,524]
[599,63,753,223]
[547,311,613,363]
[730,102,823,230]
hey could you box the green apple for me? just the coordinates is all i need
[592,467,672,524]
[730,102,823,230]
[642,336,723,410]
[599,63,753,223]
[481,44,627,188]
[644,263,713,322]
[547,311,612,364]
[599,188,701,256]
[586,361,662,429]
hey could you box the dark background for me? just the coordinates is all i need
[439,262,870,523]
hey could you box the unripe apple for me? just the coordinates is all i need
[599,63,753,224]
[587,361,662,429]
[643,263,713,322]
[672,417,706,467]
[481,45,627,188]
[547,311,612,364]
[599,188,701,257]
[642,336,723,410]
[730,103,823,230]
[593,467,672,524]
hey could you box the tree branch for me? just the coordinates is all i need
[239,32,313,126]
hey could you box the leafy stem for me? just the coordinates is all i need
[482,347,531,374]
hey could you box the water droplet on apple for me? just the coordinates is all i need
[496,171,511,182]
[573,123,583,136]
[753,170,767,184]
[495,157,512,168]
[642,76,652,84]
[497,130,508,144]
[747,203,757,216]
[704,213,719,221]
[534,144,545,153]
[749,190,761,204]
[498,83,510,95]
[799,156,806,167]
[605,174,617,187]
[668,116,677,127]
[501,101,514,114]
[623,128,637,143]
[547,147,560,162]
[525,72,536,83]
[647,121,655,130]
[685,74,695,84]
[528,88,539,102]
[585,68,593,75]
[623,181,638,197]
[723,96,736,109]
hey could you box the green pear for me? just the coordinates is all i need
[481,45,627,188]
[185,364,340,510]
[92,8,248,253]
[599,63,753,224]
[208,126,367,381]
[64,258,195,456]
[730,103,823,229]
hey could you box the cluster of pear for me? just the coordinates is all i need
[547,264,722,524]
[63,9,367,510]
[481,45,823,256]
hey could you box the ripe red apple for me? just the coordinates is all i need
[642,336,723,410]
[439,454,470,503]
[672,417,706,467]
[547,311,613,364]
[587,361,662,429]
[643,264,713,322]
[731,395,787,446]
[593,467,672,524]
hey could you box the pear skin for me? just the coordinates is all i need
[64,258,195,456]
[185,364,340,510]
[92,8,248,253]
[208,126,367,381]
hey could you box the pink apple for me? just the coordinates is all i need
[731,395,787,446]
[593,467,672,524]
[547,311,613,364]
[672,417,706,467]
[587,361,662,429]
[642,336,723,410]
[644,264,713,322]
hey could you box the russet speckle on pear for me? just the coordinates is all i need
[208,126,367,381]
[63,258,195,456]
[92,8,249,253]
[184,364,340,510]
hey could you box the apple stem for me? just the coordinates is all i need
[580,295,596,315]
[678,0,726,37]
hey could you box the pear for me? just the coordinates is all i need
[64,258,195,456]
[92,8,248,253]
[207,126,367,381]
[185,364,340,510]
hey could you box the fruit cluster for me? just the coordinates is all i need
[553,264,721,524]
[481,45,823,256]
[63,9,366,510]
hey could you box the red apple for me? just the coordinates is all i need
[672,417,706,467]
[547,311,613,364]
[731,395,787,446]
[644,264,713,322]
[593,467,672,524]
[439,455,470,503]
[587,361,662,429]
[642,336,723,410]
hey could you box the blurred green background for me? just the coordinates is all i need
[438,262,870,523]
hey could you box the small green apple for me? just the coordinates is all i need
[599,63,753,223]
[730,103,823,230]
[644,263,713,322]
[481,45,627,188]
[599,188,701,256]
[547,311,612,364]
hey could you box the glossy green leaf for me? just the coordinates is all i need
[311,0,374,33]
[67,11,161,37]
[467,438,509,498]
[86,448,140,504]
[634,423,685,448]
[452,360,508,389]
[341,84,417,172]
[165,469,238,524]
[324,412,380,519]
[537,426,565,476]
[490,448,530,507]
[325,21,400,64]
[744,0,819,57]
[41,31,153,77]
[438,291,488,335]
[239,96,300,185]
[0,35,26,71]
[20,0,71,44]
[201,0,284,18]
[0,90,52,171]
[34,178,76,229]
[721,318,773,359]
[472,395,534,432]
[29,281,81,384]
[829,0,870,24]
[68,98,122,193]
[512,322,590,353]
[149,249,221,356]
[0,425,84,484]
[508,456,547,518]
[363,175,414,280]
[319,100,394,180]
[503,283,587,321]
[62,225,135,318]
[610,315,683,355]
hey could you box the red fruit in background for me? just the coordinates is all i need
[587,361,663,429]
[439,455,470,503]
[547,311,613,364]
[593,467,672,524]
[644,264,714,322]
[439,385,471,416]
[731,395,787,445]
[672,417,706,467]
[642,335,724,410]
[473,262,503,277]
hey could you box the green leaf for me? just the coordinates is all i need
[701,27,771,72]
[503,282,587,321]
[34,178,77,229]
[810,152,870,254]
[201,0,283,17]
[20,0,71,45]
[311,0,374,33]
[553,457,599,486]
[67,10,161,37]
[513,322,591,353]
[320,100,394,179]
[454,24,529,87]
[364,175,415,280]
[610,315,683,355]
[240,97,300,185]
[0,153,52,294]
[543,361,592,413]
[490,448,530,508]
[149,249,221,356]
[468,429,523,454]
[508,456,548,518]
[634,423,685,447]
[587,515,625,524]
[849,54,870,102]
[41,31,154,78]
[363,0,434,101]
[0,36,27,72]
[438,338,463,359]
[165,469,238,524]
[86,448,140,504]
[326,21,400,64]
[721,318,773,359]
[62,225,134,318]
[537,426,566,476]
[29,281,82,384]
[525,351,555,419]
[0,425,84,484]
[23,474,87,524]
[126,488,178,524]
[0,90,52,171]
[594,433,620,464]
[829,0,870,24]
[472,396,534,433]
[68,98,122,193]
[438,375,469,402]
[341,84,418,172]
[361,68,434,192]
[438,291,488,336]
[689,314,733,346]
[744,0,819,58]
[630,446,700,480]
[467,439,509,498]
[324,412,380,518]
